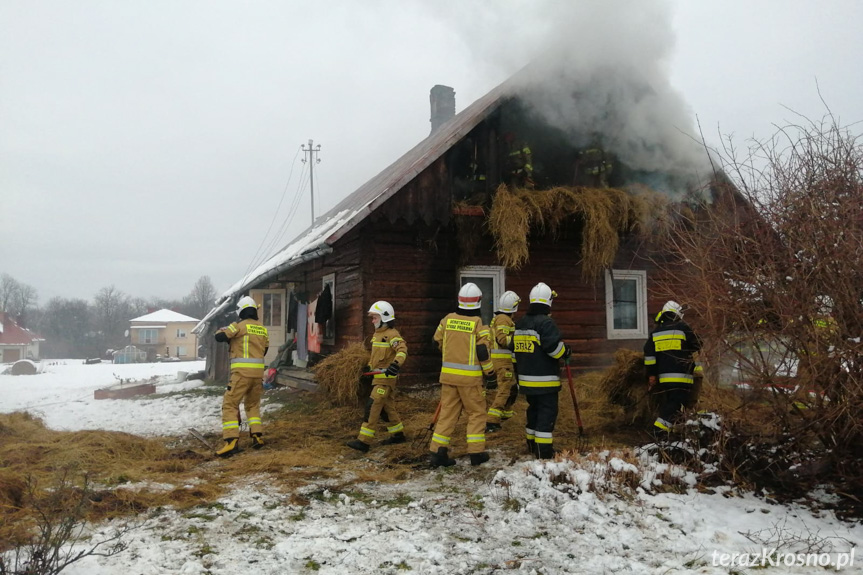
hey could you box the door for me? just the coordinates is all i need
[3,348,20,363]
[250,289,286,365]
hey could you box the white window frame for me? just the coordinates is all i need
[322,273,335,345]
[458,265,505,326]
[605,269,648,340]
[176,328,187,338]
[177,346,187,357]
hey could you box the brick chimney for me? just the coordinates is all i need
[429,85,456,135]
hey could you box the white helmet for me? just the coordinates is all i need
[458,282,483,310]
[498,290,521,313]
[368,300,395,322]
[657,300,683,321]
[237,296,258,312]
[528,282,556,306]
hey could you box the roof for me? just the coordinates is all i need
[194,74,521,334]
[0,312,43,346]
[131,309,200,323]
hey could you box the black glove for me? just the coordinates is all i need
[385,362,401,377]
[562,343,572,365]
[359,365,373,385]
[485,374,498,390]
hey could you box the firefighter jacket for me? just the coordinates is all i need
[220,319,270,377]
[512,313,567,395]
[368,325,408,387]
[433,312,495,386]
[643,318,701,385]
[490,313,515,370]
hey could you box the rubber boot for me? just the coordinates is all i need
[251,432,264,450]
[429,447,456,468]
[485,422,502,433]
[526,438,536,456]
[346,439,370,453]
[216,437,240,458]
[537,443,556,460]
[380,431,407,445]
[470,452,490,466]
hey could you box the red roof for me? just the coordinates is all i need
[0,312,43,345]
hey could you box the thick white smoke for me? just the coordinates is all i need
[432,0,712,182]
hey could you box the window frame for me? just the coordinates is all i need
[322,273,335,345]
[458,265,505,327]
[605,269,648,340]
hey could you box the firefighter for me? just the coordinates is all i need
[512,282,571,459]
[429,282,497,467]
[504,133,534,188]
[213,296,269,457]
[643,300,702,436]
[577,147,613,188]
[346,301,408,452]
[486,290,521,433]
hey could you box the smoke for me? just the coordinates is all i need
[432,0,712,182]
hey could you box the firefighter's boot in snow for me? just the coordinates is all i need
[216,437,240,458]
[429,447,456,468]
[470,452,490,466]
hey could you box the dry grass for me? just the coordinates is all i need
[488,184,668,280]
[312,342,370,406]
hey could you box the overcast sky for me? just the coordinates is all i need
[2,0,861,305]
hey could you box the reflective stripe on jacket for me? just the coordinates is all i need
[643,318,701,385]
[433,313,494,386]
[222,320,269,377]
[490,313,515,370]
[512,313,565,395]
[369,325,408,386]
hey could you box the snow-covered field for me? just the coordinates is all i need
[2,360,862,574]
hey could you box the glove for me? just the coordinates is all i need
[359,365,373,385]
[385,362,401,377]
[485,374,498,390]
[647,375,657,390]
[562,344,572,365]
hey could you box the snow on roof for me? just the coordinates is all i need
[0,312,42,345]
[131,309,199,323]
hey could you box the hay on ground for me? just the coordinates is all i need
[312,342,370,406]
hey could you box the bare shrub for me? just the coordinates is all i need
[658,112,863,509]
[0,469,132,575]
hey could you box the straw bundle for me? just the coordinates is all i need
[599,348,654,425]
[312,342,370,406]
[488,184,665,280]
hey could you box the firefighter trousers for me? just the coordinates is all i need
[221,371,263,439]
[486,365,517,424]
[357,384,403,444]
[525,391,559,448]
[430,383,486,454]
[653,383,691,425]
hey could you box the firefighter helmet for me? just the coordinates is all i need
[458,282,483,310]
[236,296,258,312]
[498,290,521,313]
[367,301,395,322]
[656,300,683,321]
[528,282,556,306]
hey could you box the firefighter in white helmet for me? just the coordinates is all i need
[213,295,269,457]
[512,282,571,459]
[429,282,497,467]
[643,300,701,437]
[485,290,521,433]
[346,301,409,452]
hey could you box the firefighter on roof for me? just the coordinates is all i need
[429,282,497,467]
[213,296,269,457]
[486,290,521,433]
[346,301,408,452]
[512,283,571,459]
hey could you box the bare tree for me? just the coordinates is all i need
[0,273,20,313]
[92,286,134,351]
[183,275,217,320]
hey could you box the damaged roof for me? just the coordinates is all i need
[195,73,519,332]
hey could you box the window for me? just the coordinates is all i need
[177,346,187,357]
[138,329,159,344]
[262,293,283,327]
[459,266,505,326]
[322,273,335,344]
[605,269,648,340]
[176,328,187,338]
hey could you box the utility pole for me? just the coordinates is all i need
[301,139,322,225]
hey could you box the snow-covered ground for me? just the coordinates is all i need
[3,360,862,574]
